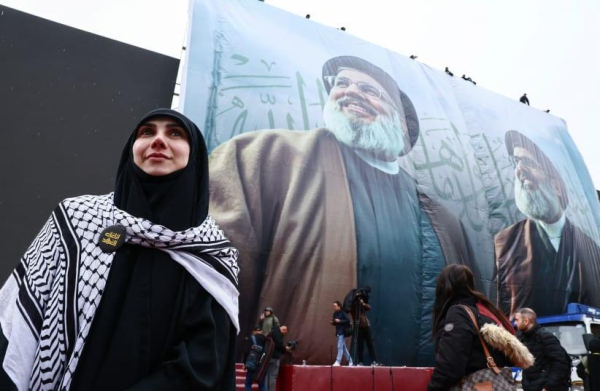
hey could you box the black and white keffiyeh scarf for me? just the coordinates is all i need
[0,193,239,391]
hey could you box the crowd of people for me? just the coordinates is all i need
[243,263,598,391]
[241,291,379,391]
[427,264,577,390]
[241,307,291,391]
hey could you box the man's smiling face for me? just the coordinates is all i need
[323,68,407,161]
[327,68,395,124]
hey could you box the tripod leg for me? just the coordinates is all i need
[350,304,362,363]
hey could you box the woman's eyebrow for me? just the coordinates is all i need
[142,122,183,127]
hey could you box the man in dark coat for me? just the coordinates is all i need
[495,130,600,318]
[266,326,290,391]
[515,308,571,391]
[348,287,379,365]
[588,338,600,391]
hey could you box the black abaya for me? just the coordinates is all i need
[70,109,236,390]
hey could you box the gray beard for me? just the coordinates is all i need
[514,176,562,223]
[322,97,405,161]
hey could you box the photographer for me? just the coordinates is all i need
[266,325,290,391]
[348,287,380,366]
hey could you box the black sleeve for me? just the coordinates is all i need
[542,331,571,389]
[0,332,18,391]
[340,312,350,325]
[241,337,252,364]
[270,330,285,354]
[427,306,476,391]
[126,281,236,391]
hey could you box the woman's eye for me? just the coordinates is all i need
[138,127,154,137]
[170,128,186,138]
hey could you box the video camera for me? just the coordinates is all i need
[342,286,372,314]
[354,286,371,302]
[286,340,299,352]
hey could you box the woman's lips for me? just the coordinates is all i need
[147,153,169,160]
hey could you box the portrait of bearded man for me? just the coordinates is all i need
[208,56,476,366]
[495,130,600,319]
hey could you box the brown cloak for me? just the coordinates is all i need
[209,128,474,364]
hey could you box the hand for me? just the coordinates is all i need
[260,314,265,320]
[334,319,340,323]
[285,346,292,352]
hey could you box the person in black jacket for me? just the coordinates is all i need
[349,287,380,366]
[331,300,353,366]
[515,308,571,391]
[428,265,533,391]
[588,338,600,391]
[579,336,600,391]
[242,326,267,391]
[266,325,290,391]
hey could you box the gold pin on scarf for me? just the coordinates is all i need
[98,225,126,253]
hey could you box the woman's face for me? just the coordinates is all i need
[132,117,190,176]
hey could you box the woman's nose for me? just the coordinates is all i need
[150,134,167,148]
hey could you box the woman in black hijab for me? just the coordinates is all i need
[0,109,239,391]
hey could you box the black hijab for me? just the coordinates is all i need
[71,109,211,390]
[114,108,209,229]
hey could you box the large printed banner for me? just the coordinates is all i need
[181,0,600,366]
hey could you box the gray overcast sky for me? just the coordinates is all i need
[5,0,600,189]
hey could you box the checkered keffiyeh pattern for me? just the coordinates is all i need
[0,193,239,391]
